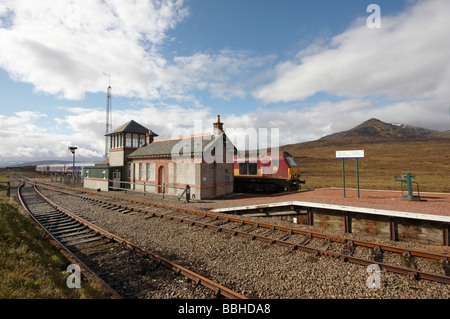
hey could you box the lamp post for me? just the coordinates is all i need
[68,147,77,185]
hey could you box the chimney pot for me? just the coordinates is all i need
[146,130,154,144]
[213,114,224,134]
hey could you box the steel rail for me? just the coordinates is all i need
[32,182,247,299]
[16,181,122,299]
[30,180,450,285]
[37,180,449,263]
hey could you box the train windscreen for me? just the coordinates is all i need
[285,153,299,168]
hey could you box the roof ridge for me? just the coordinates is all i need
[106,120,156,136]
[152,132,211,143]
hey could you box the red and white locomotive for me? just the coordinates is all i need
[233,151,305,193]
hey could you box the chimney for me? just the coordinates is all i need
[213,115,224,135]
[146,130,154,144]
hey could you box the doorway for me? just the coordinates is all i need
[113,171,121,189]
[158,166,165,193]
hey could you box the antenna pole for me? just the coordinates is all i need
[103,73,112,159]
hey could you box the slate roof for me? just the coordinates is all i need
[95,158,109,167]
[106,120,158,136]
[128,133,236,159]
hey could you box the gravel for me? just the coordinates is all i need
[39,186,450,299]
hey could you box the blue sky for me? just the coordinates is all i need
[1,0,449,166]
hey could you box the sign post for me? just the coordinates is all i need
[336,150,364,198]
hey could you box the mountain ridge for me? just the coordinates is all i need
[317,118,450,143]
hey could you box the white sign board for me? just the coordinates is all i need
[336,150,365,159]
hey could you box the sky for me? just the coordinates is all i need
[1,0,449,166]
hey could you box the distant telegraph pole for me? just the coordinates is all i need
[103,73,112,159]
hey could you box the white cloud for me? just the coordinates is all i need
[0,0,268,103]
[0,111,97,165]
[253,0,450,127]
[222,95,450,148]
[0,0,183,99]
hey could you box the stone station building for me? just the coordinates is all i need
[83,116,236,200]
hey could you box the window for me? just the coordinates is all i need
[139,135,146,147]
[238,163,258,175]
[239,163,247,175]
[285,154,298,167]
[139,163,144,180]
[132,134,139,148]
[248,163,258,175]
[102,170,106,179]
[146,163,152,181]
[118,133,123,148]
[85,170,89,178]
[126,133,132,147]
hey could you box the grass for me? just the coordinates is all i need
[282,139,450,193]
[0,175,111,299]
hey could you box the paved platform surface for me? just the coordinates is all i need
[102,186,450,218]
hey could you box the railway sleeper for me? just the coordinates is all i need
[441,259,450,276]
[46,221,79,231]
[260,227,275,237]
[318,238,331,251]
[59,232,100,244]
[212,219,230,227]
[51,225,86,235]
[341,244,355,256]
[402,252,417,270]
[370,246,384,263]
[298,236,311,246]
[44,219,76,228]
[37,216,71,224]
[56,228,92,239]
[278,233,292,241]
[75,239,112,252]
[34,211,63,219]
[67,235,104,246]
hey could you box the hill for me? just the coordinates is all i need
[319,118,450,143]
[281,119,450,193]
[2,160,68,168]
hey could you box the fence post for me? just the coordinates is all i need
[186,185,190,203]
[162,183,165,199]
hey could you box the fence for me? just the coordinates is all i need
[0,181,10,197]
[50,173,82,186]
[108,180,191,202]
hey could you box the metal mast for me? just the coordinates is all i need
[103,73,112,159]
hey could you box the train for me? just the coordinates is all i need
[233,151,305,193]
[36,162,96,175]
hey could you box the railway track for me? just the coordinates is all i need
[16,178,247,299]
[29,178,450,287]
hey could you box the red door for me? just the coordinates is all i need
[158,166,165,193]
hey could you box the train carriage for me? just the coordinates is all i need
[37,162,96,175]
[36,165,50,175]
[233,151,305,193]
